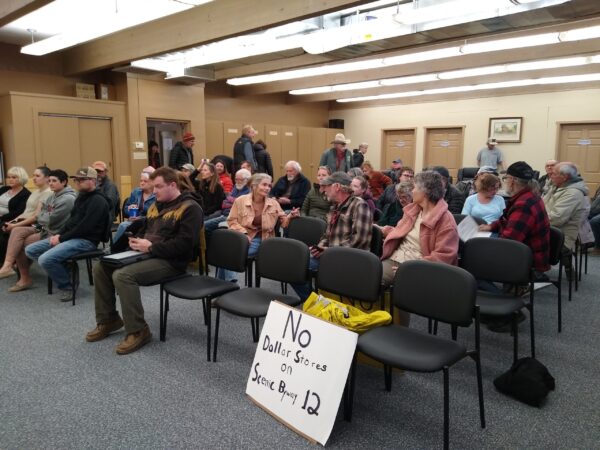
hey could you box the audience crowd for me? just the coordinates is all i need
[1,125,597,357]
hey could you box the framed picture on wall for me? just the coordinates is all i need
[488,117,523,143]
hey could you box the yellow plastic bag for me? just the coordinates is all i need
[302,292,392,334]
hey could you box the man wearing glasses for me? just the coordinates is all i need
[25,167,110,302]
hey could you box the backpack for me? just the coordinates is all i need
[493,357,555,407]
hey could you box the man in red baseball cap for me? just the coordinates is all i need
[168,131,195,170]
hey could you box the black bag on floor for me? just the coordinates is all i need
[493,357,555,407]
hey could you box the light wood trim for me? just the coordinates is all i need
[0,0,52,27]
[379,127,417,170]
[554,120,600,161]
[62,0,373,75]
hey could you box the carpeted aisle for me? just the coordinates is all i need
[1,257,599,449]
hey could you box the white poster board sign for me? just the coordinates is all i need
[246,301,358,445]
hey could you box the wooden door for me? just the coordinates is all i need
[281,125,298,170]
[424,127,464,180]
[206,120,224,159]
[559,123,600,195]
[311,128,328,173]
[38,115,81,177]
[382,129,416,171]
[265,124,282,179]
[79,117,112,170]
[223,122,242,157]
[297,127,313,178]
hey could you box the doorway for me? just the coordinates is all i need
[381,129,416,171]
[558,122,600,195]
[424,127,464,180]
[147,120,190,167]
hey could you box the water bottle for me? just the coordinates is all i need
[129,204,139,219]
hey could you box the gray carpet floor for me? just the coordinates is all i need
[1,257,600,449]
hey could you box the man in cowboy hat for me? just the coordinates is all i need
[319,133,353,174]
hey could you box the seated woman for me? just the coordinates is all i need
[218,173,298,281]
[214,158,234,194]
[0,166,50,266]
[113,168,157,242]
[361,161,392,200]
[350,176,376,214]
[461,173,505,224]
[204,168,252,241]
[381,170,459,286]
[1,169,76,291]
[301,166,332,221]
[195,162,226,218]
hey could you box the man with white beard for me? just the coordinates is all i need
[203,168,252,241]
[270,161,311,212]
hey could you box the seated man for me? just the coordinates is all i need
[589,186,600,256]
[376,167,414,215]
[203,168,251,241]
[291,172,372,301]
[270,160,311,211]
[480,161,550,276]
[113,167,156,243]
[430,166,465,214]
[542,162,589,274]
[92,161,120,222]
[25,167,110,302]
[86,167,204,355]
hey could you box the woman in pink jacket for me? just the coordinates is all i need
[380,170,459,286]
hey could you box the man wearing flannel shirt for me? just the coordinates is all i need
[291,171,372,301]
[480,161,550,275]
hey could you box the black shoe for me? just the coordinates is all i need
[487,311,526,333]
[533,271,549,282]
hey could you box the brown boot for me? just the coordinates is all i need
[85,317,124,342]
[115,325,152,355]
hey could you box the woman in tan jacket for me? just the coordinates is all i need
[218,173,298,281]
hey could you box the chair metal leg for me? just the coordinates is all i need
[213,307,221,362]
[384,364,392,392]
[512,313,518,364]
[206,296,212,362]
[443,367,450,450]
[202,298,208,326]
[451,325,457,341]
[574,249,579,291]
[47,277,52,294]
[344,352,358,421]
[433,320,438,336]
[71,261,78,306]
[86,258,94,285]
[160,292,166,341]
[251,317,260,343]
[585,246,589,274]
[529,303,536,360]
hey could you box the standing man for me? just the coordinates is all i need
[290,171,372,301]
[168,132,195,169]
[86,167,204,355]
[352,142,368,168]
[319,133,353,174]
[233,125,258,172]
[538,159,558,194]
[25,167,110,302]
[271,161,311,211]
[92,161,120,221]
[477,137,504,170]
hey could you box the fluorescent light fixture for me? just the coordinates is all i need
[383,47,463,65]
[393,0,509,26]
[16,0,212,56]
[437,65,505,80]
[559,25,600,42]
[288,53,600,96]
[337,73,600,102]
[460,33,559,54]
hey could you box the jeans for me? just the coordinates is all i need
[590,214,600,248]
[25,238,97,290]
[216,236,261,282]
[204,215,227,241]
[93,258,180,333]
[113,221,133,243]
[290,255,320,301]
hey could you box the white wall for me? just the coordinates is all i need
[331,88,600,172]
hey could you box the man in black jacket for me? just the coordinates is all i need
[270,161,311,211]
[429,166,465,214]
[25,167,110,302]
[233,125,257,172]
[168,132,195,169]
[86,167,204,355]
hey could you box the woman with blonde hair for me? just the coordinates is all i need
[461,172,505,224]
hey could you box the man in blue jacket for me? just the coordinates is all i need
[25,167,111,302]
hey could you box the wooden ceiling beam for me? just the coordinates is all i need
[0,0,52,27]
[62,0,373,75]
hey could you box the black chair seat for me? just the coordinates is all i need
[138,272,189,287]
[215,288,301,318]
[67,249,106,261]
[163,275,239,299]
[358,325,467,372]
[476,294,525,316]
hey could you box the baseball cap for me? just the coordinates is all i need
[183,132,195,142]
[70,167,97,179]
[320,171,352,186]
[477,165,498,175]
[506,161,534,180]
[392,159,403,164]
[487,137,498,146]
[430,166,450,179]
[181,163,196,172]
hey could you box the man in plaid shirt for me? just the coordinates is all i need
[481,161,550,274]
[291,171,373,301]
